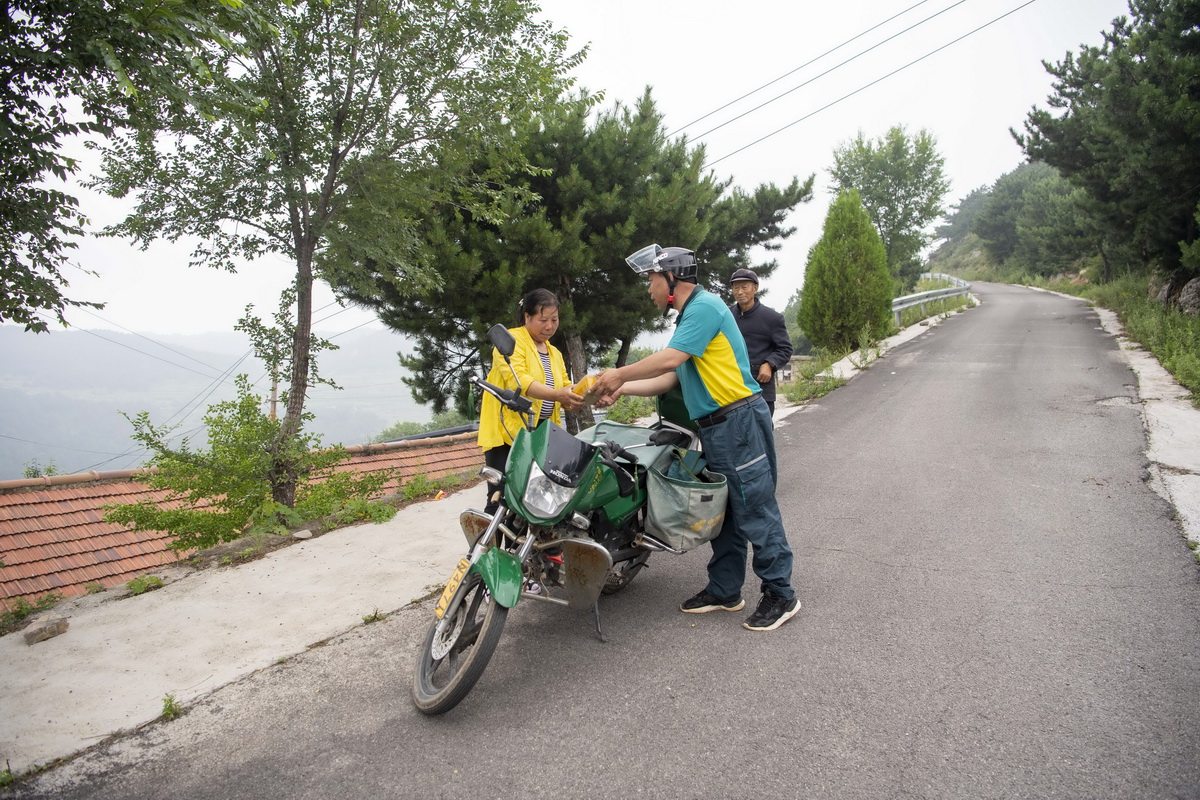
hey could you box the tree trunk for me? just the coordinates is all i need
[272,245,315,508]
[616,337,631,368]
[562,329,593,433]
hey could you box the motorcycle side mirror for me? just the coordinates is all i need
[488,324,516,358]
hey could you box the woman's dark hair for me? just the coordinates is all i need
[517,288,560,325]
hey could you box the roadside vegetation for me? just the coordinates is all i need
[0,592,62,636]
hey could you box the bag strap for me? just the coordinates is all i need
[672,449,703,482]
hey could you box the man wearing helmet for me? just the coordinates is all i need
[591,244,800,632]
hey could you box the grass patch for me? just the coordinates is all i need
[126,575,164,596]
[399,472,465,503]
[362,608,385,624]
[848,325,883,370]
[0,593,63,635]
[783,348,848,404]
[161,693,183,720]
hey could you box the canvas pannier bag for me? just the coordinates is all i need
[644,449,728,552]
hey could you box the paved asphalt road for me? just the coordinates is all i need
[11,283,1200,799]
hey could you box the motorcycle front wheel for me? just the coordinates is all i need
[411,571,508,715]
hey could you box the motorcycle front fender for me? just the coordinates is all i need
[470,547,523,608]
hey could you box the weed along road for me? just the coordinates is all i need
[11,282,1200,799]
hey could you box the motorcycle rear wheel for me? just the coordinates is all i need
[411,571,508,715]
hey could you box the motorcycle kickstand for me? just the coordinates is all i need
[591,602,608,643]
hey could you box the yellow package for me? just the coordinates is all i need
[572,374,600,403]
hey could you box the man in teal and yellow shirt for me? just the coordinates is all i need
[591,245,800,632]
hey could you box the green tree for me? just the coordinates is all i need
[1,0,268,332]
[935,186,990,246]
[829,125,950,291]
[375,409,472,442]
[339,90,813,416]
[973,161,1108,278]
[927,186,995,276]
[799,190,892,352]
[781,289,813,355]
[973,162,1053,264]
[1015,0,1200,278]
[104,376,395,551]
[88,0,575,506]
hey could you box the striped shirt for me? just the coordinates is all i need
[538,351,555,420]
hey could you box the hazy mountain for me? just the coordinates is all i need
[0,325,430,480]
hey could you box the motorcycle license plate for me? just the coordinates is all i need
[435,558,472,619]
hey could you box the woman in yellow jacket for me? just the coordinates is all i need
[479,288,584,512]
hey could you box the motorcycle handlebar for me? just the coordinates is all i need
[473,377,534,417]
[597,441,638,498]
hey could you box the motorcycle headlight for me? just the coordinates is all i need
[522,461,574,519]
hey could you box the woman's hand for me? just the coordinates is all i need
[557,387,585,410]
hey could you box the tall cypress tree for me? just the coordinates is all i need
[799,190,892,353]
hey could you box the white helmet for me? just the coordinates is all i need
[625,244,698,280]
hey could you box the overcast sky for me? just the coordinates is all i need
[46,0,1131,336]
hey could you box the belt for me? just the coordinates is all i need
[695,394,762,428]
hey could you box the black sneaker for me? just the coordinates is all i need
[743,593,801,631]
[680,590,745,614]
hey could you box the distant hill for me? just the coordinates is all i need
[0,325,430,480]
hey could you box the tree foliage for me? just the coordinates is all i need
[1,0,268,332]
[89,0,576,506]
[799,190,893,352]
[104,376,396,552]
[935,186,990,246]
[960,162,1129,281]
[337,90,813,416]
[375,409,472,443]
[1015,0,1200,278]
[781,289,813,355]
[828,125,950,291]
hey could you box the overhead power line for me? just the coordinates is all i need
[68,326,225,380]
[690,0,972,144]
[704,0,1040,169]
[668,0,937,138]
[0,433,126,458]
[76,308,226,373]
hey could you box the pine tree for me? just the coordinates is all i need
[1016,0,1200,277]
[799,190,892,353]
[342,90,813,416]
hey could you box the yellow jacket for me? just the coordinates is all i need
[477,325,571,451]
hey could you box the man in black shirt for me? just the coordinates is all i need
[729,269,793,416]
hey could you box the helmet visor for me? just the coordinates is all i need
[625,244,662,273]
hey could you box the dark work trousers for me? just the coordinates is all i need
[696,398,796,602]
[483,445,510,514]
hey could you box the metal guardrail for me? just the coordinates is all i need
[890,273,972,326]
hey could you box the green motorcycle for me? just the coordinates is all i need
[411,324,712,715]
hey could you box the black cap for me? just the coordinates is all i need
[729,268,759,285]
